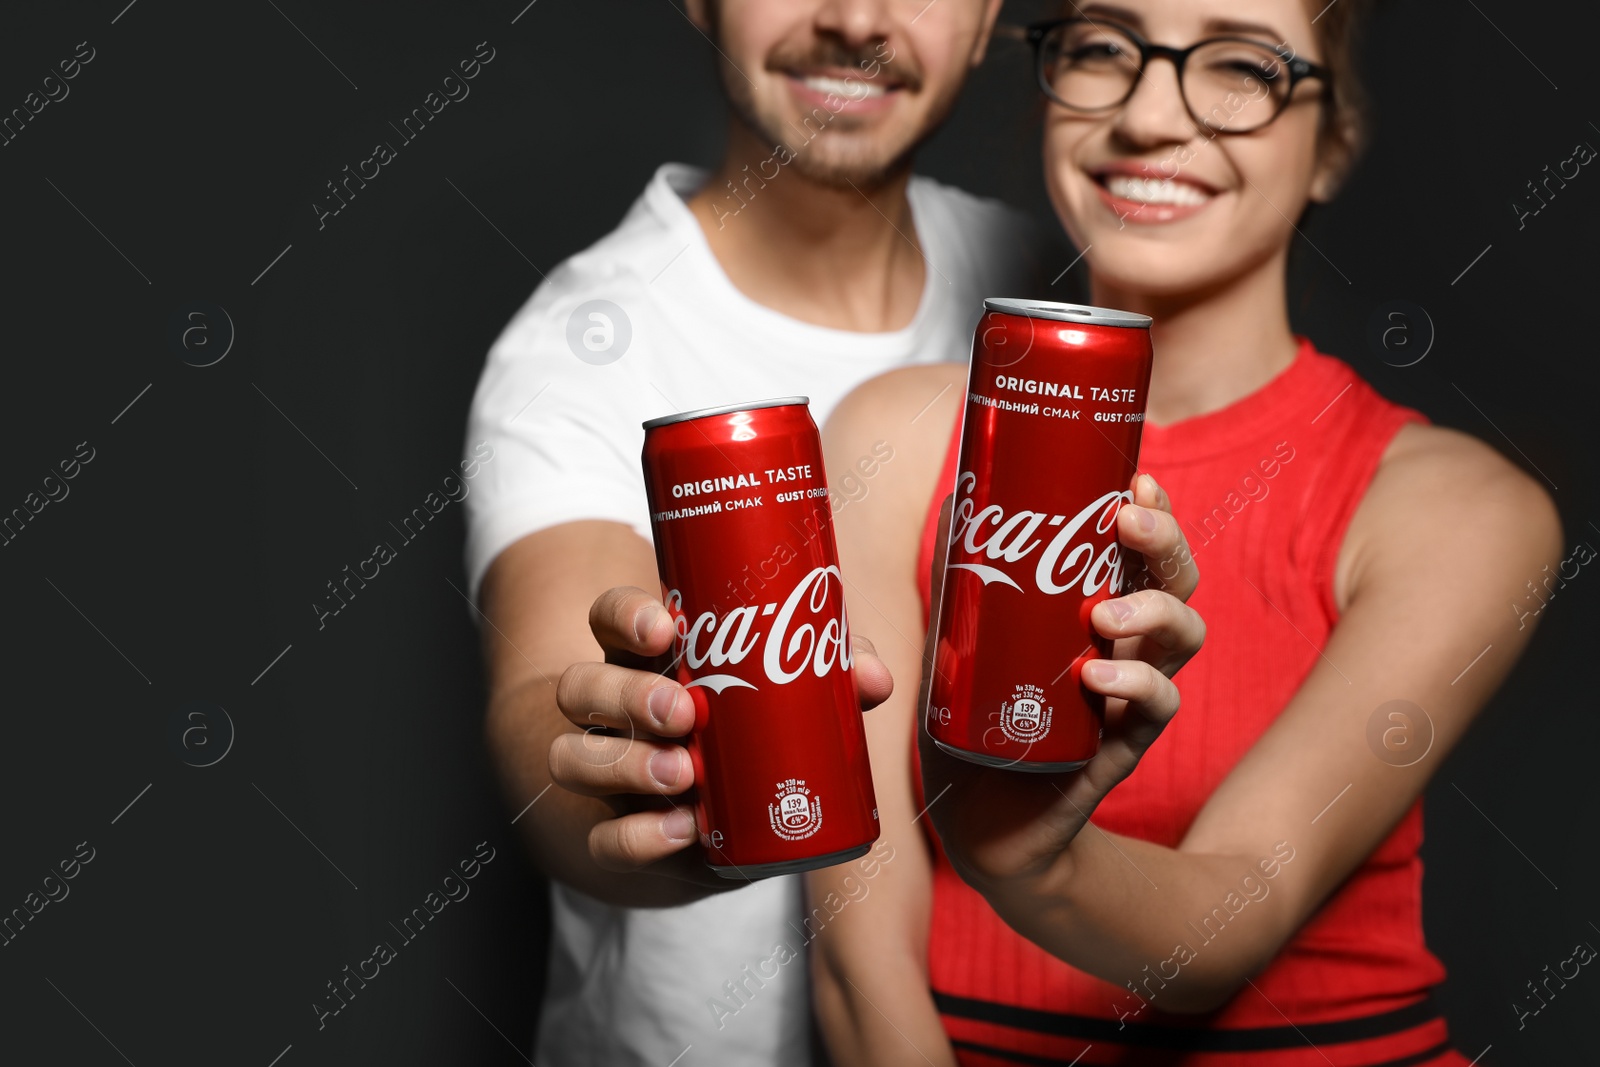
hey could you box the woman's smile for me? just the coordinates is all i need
[1088,160,1222,224]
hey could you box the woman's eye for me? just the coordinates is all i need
[1232,61,1277,79]
[1067,43,1123,62]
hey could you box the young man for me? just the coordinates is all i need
[463,1,1032,1062]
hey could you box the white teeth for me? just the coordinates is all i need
[1105,175,1211,206]
[801,75,884,99]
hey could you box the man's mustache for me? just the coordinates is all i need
[766,39,923,93]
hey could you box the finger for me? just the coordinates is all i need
[1079,659,1181,772]
[851,634,894,711]
[1118,473,1199,603]
[556,660,694,737]
[589,806,700,872]
[1069,662,1181,804]
[549,732,693,799]
[1089,588,1206,676]
[588,585,678,666]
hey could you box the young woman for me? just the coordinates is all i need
[810,1,1563,1065]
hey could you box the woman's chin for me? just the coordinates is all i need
[1082,252,1231,305]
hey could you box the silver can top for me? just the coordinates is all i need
[982,297,1151,329]
[642,395,810,431]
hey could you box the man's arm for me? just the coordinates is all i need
[479,519,730,908]
[481,516,897,909]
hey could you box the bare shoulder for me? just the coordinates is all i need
[826,361,966,436]
[823,362,965,515]
[1366,421,1559,533]
[1339,421,1564,610]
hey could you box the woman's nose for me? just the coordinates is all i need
[1112,56,1199,149]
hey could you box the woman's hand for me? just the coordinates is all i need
[550,585,893,882]
[915,472,1203,893]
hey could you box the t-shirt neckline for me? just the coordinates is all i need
[1138,335,1322,465]
[648,163,939,351]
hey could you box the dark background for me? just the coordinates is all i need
[0,0,1594,1063]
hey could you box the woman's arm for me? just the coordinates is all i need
[921,422,1565,1012]
[807,364,964,1067]
[807,363,1208,1062]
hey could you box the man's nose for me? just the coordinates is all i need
[812,0,895,49]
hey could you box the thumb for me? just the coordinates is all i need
[850,634,894,711]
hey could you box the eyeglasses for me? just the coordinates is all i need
[1016,17,1333,135]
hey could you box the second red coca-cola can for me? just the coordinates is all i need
[927,298,1154,771]
[642,397,879,877]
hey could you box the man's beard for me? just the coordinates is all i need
[727,91,918,190]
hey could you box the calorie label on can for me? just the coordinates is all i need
[641,396,879,878]
[927,299,1154,772]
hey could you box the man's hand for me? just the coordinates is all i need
[915,472,1203,891]
[552,585,894,882]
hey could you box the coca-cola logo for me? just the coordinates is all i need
[947,471,1129,596]
[666,565,853,693]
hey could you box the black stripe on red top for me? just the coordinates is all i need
[934,990,1440,1051]
[950,1037,1458,1066]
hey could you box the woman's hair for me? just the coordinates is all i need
[1305,0,1376,182]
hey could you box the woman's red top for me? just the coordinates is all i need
[912,338,1469,1065]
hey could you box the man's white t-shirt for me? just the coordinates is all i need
[463,162,1038,1067]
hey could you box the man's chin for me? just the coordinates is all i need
[730,97,920,191]
[779,137,916,191]
[786,156,904,190]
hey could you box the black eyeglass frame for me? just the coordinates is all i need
[1019,17,1335,134]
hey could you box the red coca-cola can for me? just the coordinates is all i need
[641,397,879,878]
[927,299,1154,771]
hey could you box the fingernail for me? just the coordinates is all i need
[1085,661,1118,685]
[648,686,679,728]
[1107,599,1134,623]
[650,749,683,788]
[662,808,695,841]
[1136,505,1157,533]
[634,605,664,643]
